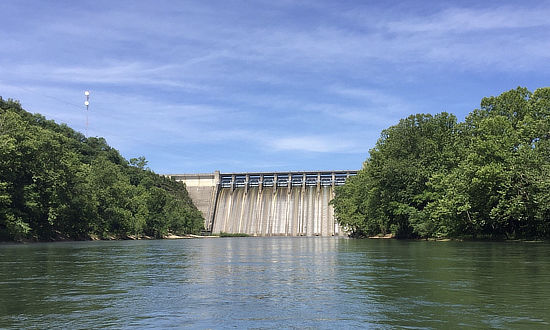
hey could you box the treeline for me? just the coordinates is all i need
[0,97,204,241]
[332,87,550,239]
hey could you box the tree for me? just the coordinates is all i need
[0,96,204,241]
[333,112,459,238]
[129,156,148,170]
[333,87,550,239]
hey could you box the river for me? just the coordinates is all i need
[1,238,549,328]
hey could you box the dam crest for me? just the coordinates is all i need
[166,170,357,236]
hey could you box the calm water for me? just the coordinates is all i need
[1,238,550,329]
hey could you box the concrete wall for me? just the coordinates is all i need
[167,172,219,231]
[212,186,344,236]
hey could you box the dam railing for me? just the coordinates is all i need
[219,171,356,189]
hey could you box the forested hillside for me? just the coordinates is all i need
[0,97,204,241]
[332,87,550,239]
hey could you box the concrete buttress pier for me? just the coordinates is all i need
[166,171,220,231]
[167,170,357,236]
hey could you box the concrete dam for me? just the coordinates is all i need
[167,171,357,236]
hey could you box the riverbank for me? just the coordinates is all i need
[164,234,220,239]
[0,233,220,243]
[6,230,548,243]
[92,233,221,240]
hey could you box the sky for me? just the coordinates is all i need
[1,0,549,174]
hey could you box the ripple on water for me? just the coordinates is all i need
[1,238,550,328]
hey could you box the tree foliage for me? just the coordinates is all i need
[332,87,550,239]
[0,97,203,241]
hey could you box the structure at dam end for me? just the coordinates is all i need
[166,170,357,236]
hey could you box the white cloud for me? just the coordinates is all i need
[3,62,210,91]
[384,6,550,34]
[222,4,550,72]
[270,135,360,153]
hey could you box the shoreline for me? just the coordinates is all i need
[0,233,221,244]
[2,234,548,244]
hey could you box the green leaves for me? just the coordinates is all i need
[333,87,550,239]
[0,97,204,241]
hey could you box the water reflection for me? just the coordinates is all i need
[335,240,550,328]
[182,237,343,327]
[1,239,550,328]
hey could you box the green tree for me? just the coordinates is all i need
[428,87,550,238]
[129,156,148,169]
[0,96,204,241]
[333,87,550,239]
[333,112,459,238]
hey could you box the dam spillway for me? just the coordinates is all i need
[167,171,357,236]
[214,186,336,236]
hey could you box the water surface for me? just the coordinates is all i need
[1,238,549,328]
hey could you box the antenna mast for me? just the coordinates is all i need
[84,90,90,137]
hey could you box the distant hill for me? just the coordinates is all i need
[0,97,203,241]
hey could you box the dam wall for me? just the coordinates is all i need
[168,170,356,236]
[212,186,339,236]
[166,172,220,231]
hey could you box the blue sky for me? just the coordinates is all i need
[1,0,549,174]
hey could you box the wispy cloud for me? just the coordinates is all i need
[2,62,211,91]
[2,1,549,172]
[384,6,550,33]
[270,135,364,153]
